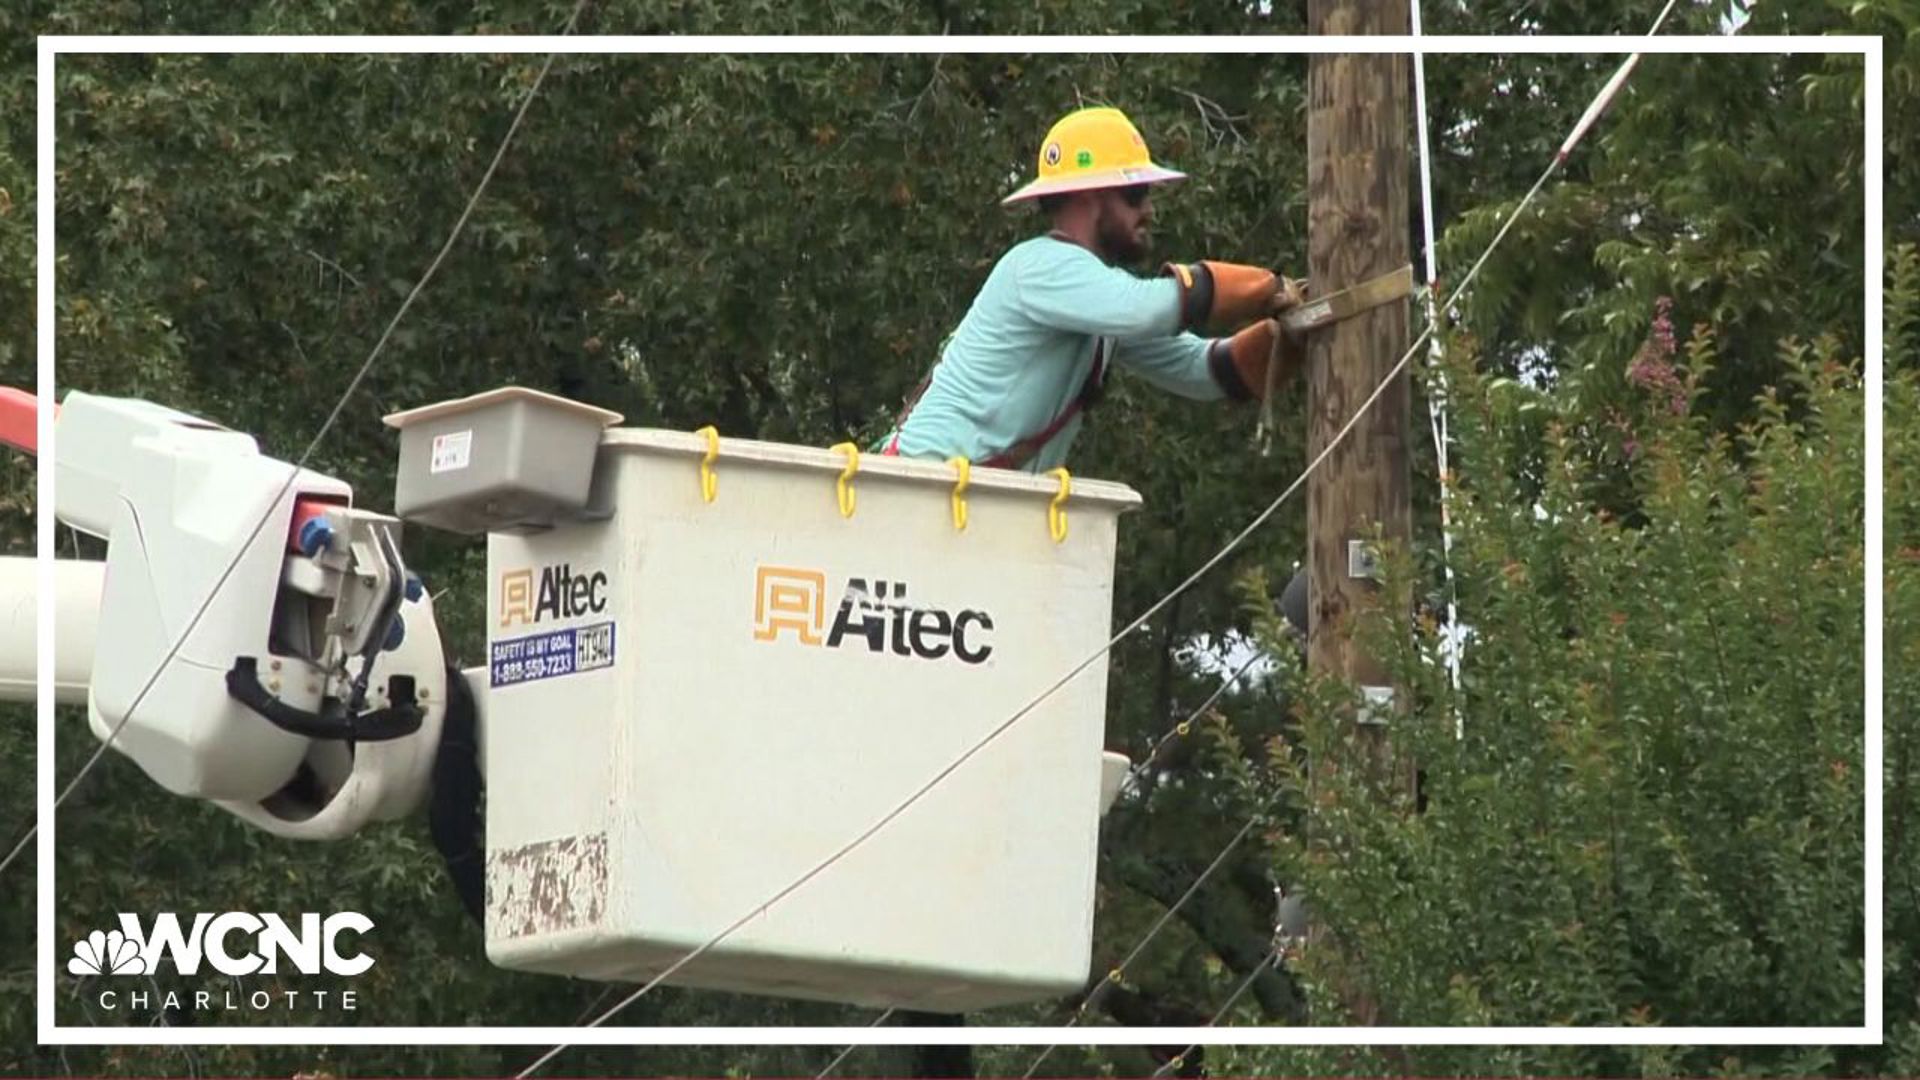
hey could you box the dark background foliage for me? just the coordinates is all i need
[0,0,1905,1074]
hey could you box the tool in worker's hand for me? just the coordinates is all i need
[1278,264,1416,336]
[1256,264,1417,455]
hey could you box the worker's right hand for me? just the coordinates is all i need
[1208,317,1306,403]
[1163,261,1283,333]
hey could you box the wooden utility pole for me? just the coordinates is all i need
[1306,1,1414,792]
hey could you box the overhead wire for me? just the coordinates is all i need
[1124,647,1266,794]
[1020,812,1264,1079]
[514,334,1419,1073]
[815,649,1269,1079]
[517,24,1670,1066]
[31,0,1687,1061]
[519,641,1279,1077]
[0,0,589,882]
[1147,944,1287,1079]
[1021,10,1690,1071]
[812,1007,898,1080]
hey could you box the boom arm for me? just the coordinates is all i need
[3,388,450,840]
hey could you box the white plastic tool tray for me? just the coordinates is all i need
[383,387,623,535]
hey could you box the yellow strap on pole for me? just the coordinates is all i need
[1278,264,1416,335]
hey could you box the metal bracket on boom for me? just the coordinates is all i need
[226,658,423,742]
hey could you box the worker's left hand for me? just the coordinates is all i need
[1271,276,1307,315]
[1164,261,1287,333]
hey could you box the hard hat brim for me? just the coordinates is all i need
[1000,164,1188,206]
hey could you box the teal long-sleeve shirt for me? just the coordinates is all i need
[889,235,1225,473]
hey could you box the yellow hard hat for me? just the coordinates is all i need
[1002,106,1187,206]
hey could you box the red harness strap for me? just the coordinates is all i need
[885,340,1108,470]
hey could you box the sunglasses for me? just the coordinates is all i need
[1115,184,1152,208]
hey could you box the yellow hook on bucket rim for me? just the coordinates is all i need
[948,456,971,531]
[1047,467,1071,543]
[696,425,719,503]
[831,442,859,518]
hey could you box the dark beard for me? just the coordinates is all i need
[1096,214,1150,266]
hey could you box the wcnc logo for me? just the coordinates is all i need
[67,912,373,978]
[66,913,371,1016]
[501,562,609,628]
[753,566,993,664]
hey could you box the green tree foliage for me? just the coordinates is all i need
[0,0,1903,1075]
[1223,312,1879,1075]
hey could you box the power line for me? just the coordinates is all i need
[518,30,1658,1056]
[0,0,588,883]
[1027,14,1688,1073]
[812,1007,897,1080]
[516,314,1429,1074]
[1021,812,1264,1078]
[817,661,1276,1080]
[40,3,1687,1061]
[1125,648,1268,794]
[1007,647,1278,1074]
[1148,945,1286,1079]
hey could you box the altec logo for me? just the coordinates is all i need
[501,563,609,627]
[753,566,994,664]
[67,913,374,977]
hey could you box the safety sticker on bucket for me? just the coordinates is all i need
[490,622,616,688]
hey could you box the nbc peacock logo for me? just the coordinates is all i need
[67,928,147,976]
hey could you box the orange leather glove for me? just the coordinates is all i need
[1163,261,1283,333]
[1208,318,1307,402]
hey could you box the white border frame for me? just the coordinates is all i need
[37,33,1883,1049]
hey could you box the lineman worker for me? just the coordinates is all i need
[879,105,1305,472]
